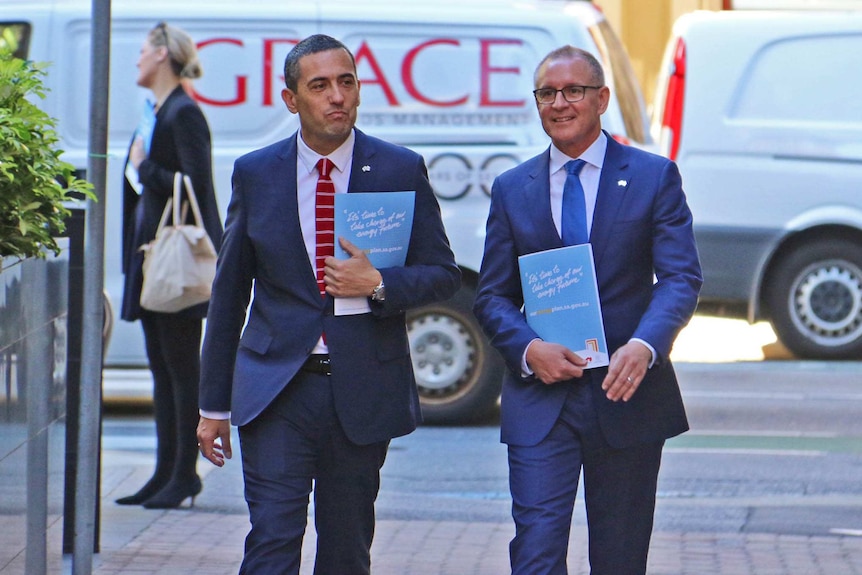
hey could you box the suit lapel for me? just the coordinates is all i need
[590,137,631,269]
[274,135,304,252]
[272,135,324,303]
[526,151,564,250]
[347,129,376,192]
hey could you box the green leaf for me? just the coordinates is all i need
[0,46,94,260]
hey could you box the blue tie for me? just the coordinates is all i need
[561,159,588,245]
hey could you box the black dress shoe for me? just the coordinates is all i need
[142,476,203,509]
[115,476,169,505]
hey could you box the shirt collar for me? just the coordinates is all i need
[297,129,356,175]
[549,131,607,174]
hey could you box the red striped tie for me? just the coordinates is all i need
[315,158,335,298]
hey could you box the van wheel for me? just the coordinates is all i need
[766,239,862,359]
[407,285,503,424]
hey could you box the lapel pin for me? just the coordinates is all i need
[617,179,627,187]
[362,165,371,172]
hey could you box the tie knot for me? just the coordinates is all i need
[316,158,334,179]
[565,159,586,176]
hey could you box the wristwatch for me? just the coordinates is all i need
[371,278,386,302]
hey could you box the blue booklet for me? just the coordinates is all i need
[518,243,609,368]
[334,191,415,268]
[125,100,157,194]
[136,99,157,153]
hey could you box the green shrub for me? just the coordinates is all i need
[0,47,94,263]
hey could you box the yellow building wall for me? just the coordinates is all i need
[594,0,724,106]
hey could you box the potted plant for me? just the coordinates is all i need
[0,44,94,268]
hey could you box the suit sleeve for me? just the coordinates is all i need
[473,177,541,377]
[198,162,255,412]
[631,160,703,360]
[372,153,461,315]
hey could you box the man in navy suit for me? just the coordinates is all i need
[196,35,460,574]
[473,46,702,574]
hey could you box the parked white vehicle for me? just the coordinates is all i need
[3,0,651,422]
[652,9,862,359]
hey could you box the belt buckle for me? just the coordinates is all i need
[305,355,331,375]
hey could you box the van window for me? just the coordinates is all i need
[0,22,31,59]
[588,20,648,144]
[730,34,862,125]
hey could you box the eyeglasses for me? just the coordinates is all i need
[533,85,602,105]
[155,21,169,47]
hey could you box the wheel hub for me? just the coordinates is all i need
[793,263,862,345]
[408,313,475,394]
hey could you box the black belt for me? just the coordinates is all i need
[301,354,331,376]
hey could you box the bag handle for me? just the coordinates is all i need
[180,174,206,228]
[158,172,206,227]
[152,173,183,232]
[143,174,206,254]
[173,172,183,226]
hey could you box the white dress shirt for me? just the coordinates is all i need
[548,132,607,240]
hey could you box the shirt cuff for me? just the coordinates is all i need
[199,409,230,420]
[521,338,541,377]
[630,337,657,368]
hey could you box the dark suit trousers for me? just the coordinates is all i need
[507,380,664,575]
[140,314,202,484]
[238,371,389,575]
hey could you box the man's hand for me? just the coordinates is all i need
[324,237,382,297]
[526,340,587,384]
[601,340,651,402]
[197,416,232,467]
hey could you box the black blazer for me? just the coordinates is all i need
[121,85,223,321]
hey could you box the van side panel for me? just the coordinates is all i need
[659,10,862,357]
[694,226,777,303]
[674,12,862,309]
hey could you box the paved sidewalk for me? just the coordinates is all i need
[35,444,859,575]
[74,506,862,575]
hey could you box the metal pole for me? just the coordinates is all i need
[24,259,50,575]
[73,0,110,572]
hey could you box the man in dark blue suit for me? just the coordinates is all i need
[196,35,460,574]
[473,46,702,575]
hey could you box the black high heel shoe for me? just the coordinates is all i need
[142,476,203,509]
[115,476,169,506]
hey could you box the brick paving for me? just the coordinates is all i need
[79,511,862,575]
[79,450,862,575]
[0,431,833,575]
[19,448,859,575]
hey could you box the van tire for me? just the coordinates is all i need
[766,239,862,359]
[407,285,503,424]
[102,289,114,357]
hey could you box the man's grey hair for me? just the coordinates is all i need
[534,45,605,87]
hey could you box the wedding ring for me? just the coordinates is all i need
[626,376,634,384]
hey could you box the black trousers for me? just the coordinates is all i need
[140,314,202,487]
[238,371,389,575]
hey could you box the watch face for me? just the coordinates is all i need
[373,283,385,301]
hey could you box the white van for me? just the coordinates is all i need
[652,10,862,359]
[3,0,652,422]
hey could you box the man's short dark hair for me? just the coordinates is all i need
[283,34,356,91]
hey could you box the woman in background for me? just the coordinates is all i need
[116,22,223,509]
